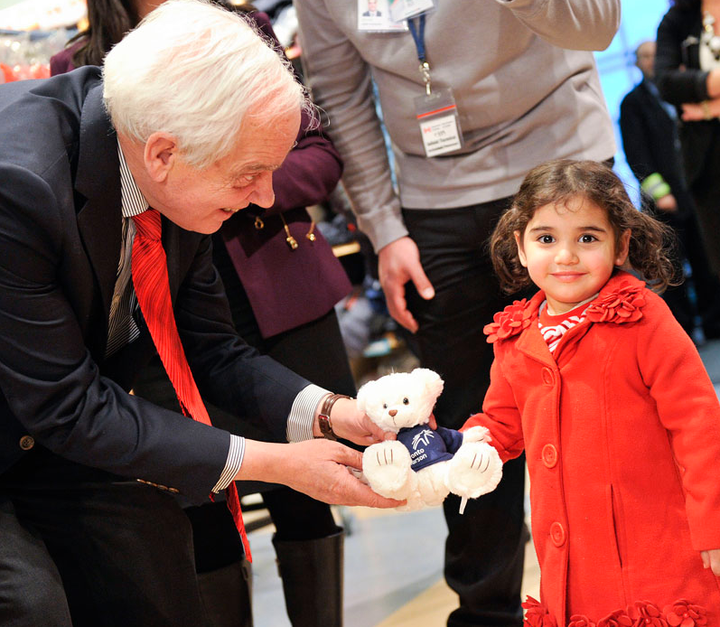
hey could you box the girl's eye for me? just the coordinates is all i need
[579,234,597,243]
[538,235,554,244]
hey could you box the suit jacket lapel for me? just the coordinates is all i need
[162,216,184,301]
[75,83,123,330]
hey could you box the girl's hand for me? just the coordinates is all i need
[701,549,720,576]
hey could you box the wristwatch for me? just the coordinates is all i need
[318,393,351,440]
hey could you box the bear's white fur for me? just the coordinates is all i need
[357,368,503,512]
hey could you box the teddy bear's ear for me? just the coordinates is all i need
[411,368,444,399]
[356,379,377,414]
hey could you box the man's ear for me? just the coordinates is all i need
[143,132,179,183]
[514,230,528,267]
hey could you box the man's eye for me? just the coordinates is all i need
[233,175,257,188]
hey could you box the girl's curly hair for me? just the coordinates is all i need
[490,159,679,294]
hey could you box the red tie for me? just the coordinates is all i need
[131,208,251,561]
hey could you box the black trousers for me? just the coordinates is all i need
[654,202,720,337]
[689,129,720,277]
[403,199,526,627]
[0,449,205,627]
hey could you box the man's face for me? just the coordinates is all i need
[149,108,301,234]
[636,42,655,80]
[368,0,377,11]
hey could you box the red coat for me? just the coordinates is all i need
[463,272,720,625]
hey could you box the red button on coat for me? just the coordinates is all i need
[550,522,566,547]
[542,368,554,386]
[542,443,558,468]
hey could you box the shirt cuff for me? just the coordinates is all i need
[287,384,330,442]
[212,434,245,493]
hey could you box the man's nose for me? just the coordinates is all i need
[249,172,275,208]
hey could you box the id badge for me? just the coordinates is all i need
[357,0,408,32]
[389,0,435,23]
[414,88,463,157]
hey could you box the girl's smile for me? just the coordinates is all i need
[514,195,630,315]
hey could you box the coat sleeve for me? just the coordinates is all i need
[637,296,720,551]
[294,0,406,252]
[461,352,525,462]
[655,8,710,105]
[619,91,660,185]
[495,0,620,51]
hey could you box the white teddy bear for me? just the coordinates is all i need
[357,368,503,512]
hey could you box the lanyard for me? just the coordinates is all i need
[408,14,432,95]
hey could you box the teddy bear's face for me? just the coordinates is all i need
[357,369,444,433]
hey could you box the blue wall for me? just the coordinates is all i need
[596,0,673,204]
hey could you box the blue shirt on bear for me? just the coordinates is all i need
[397,425,464,472]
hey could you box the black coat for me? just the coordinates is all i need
[0,67,309,502]
[619,78,695,214]
[655,4,720,186]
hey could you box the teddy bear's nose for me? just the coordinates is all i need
[388,409,398,417]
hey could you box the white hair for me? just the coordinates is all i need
[102,0,307,168]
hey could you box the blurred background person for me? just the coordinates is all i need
[656,0,720,281]
[620,39,720,341]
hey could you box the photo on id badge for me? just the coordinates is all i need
[358,0,406,31]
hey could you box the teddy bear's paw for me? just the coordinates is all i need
[462,425,492,444]
[415,465,450,507]
[362,441,413,499]
[445,442,503,499]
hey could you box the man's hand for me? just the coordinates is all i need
[681,97,720,121]
[237,439,403,508]
[378,236,434,333]
[655,193,678,213]
[701,548,720,576]
[322,396,395,445]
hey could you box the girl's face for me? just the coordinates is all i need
[514,195,630,315]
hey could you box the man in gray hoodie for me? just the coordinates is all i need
[294,1,620,623]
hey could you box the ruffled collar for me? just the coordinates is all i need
[484,272,646,344]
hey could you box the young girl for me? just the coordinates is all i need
[462,159,720,625]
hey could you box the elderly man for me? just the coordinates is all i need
[0,1,399,625]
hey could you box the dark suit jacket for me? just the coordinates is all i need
[655,5,720,186]
[619,78,695,214]
[0,67,310,503]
